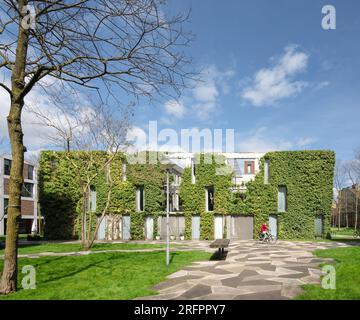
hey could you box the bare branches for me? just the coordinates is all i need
[1,0,193,102]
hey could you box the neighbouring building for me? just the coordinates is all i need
[38,150,335,241]
[0,155,39,235]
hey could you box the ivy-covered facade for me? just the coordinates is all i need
[38,150,335,240]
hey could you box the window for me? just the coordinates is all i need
[136,186,144,212]
[264,160,270,184]
[27,165,34,180]
[278,186,287,212]
[4,159,11,175]
[244,161,254,174]
[191,158,196,184]
[121,161,127,182]
[104,164,110,183]
[21,183,33,198]
[228,158,243,176]
[90,186,97,212]
[4,198,8,215]
[205,186,214,212]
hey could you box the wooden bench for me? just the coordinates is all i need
[210,239,230,254]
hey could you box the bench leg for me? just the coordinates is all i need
[221,248,224,254]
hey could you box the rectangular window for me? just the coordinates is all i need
[104,164,110,183]
[121,160,127,182]
[4,198,8,215]
[21,183,34,198]
[191,158,196,184]
[4,159,11,176]
[228,158,243,176]
[244,161,254,174]
[264,160,270,184]
[205,186,214,212]
[278,186,287,212]
[27,165,34,180]
[136,186,144,212]
[90,186,97,212]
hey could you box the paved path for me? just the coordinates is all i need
[137,240,349,300]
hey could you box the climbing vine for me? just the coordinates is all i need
[180,154,233,240]
[39,150,335,241]
[39,151,166,240]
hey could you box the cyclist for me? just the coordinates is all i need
[261,223,268,241]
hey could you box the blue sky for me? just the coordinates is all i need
[130,0,360,161]
[0,0,359,162]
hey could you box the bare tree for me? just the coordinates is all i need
[39,103,131,250]
[334,161,346,230]
[346,155,360,230]
[0,0,192,293]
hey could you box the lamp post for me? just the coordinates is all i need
[162,161,174,267]
[166,168,170,266]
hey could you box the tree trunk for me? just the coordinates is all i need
[337,191,341,230]
[355,193,359,230]
[0,102,25,294]
[345,193,348,228]
[0,0,29,294]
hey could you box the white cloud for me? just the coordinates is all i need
[242,45,309,106]
[237,127,293,152]
[190,65,235,120]
[237,127,317,152]
[164,100,186,119]
[297,137,317,148]
[193,82,218,102]
[0,76,94,152]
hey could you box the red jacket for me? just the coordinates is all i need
[261,224,267,232]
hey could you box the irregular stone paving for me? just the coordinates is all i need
[136,240,350,300]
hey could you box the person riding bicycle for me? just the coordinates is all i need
[260,223,268,241]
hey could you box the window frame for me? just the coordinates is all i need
[136,186,145,212]
[27,165,34,180]
[21,182,34,198]
[244,161,255,175]
[277,186,287,212]
[4,159,11,176]
[205,186,214,212]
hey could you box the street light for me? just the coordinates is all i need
[162,160,175,267]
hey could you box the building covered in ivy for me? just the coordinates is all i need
[38,150,335,241]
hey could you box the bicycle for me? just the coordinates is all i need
[258,231,277,244]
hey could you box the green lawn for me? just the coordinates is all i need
[0,242,180,255]
[297,246,360,300]
[0,250,211,299]
[330,227,359,239]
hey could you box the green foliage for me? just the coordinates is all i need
[180,154,233,240]
[39,150,335,241]
[180,151,335,240]
[246,151,335,239]
[39,151,166,240]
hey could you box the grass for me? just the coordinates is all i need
[0,242,181,255]
[0,250,211,300]
[297,246,360,300]
[330,227,359,239]
[0,234,27,241]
